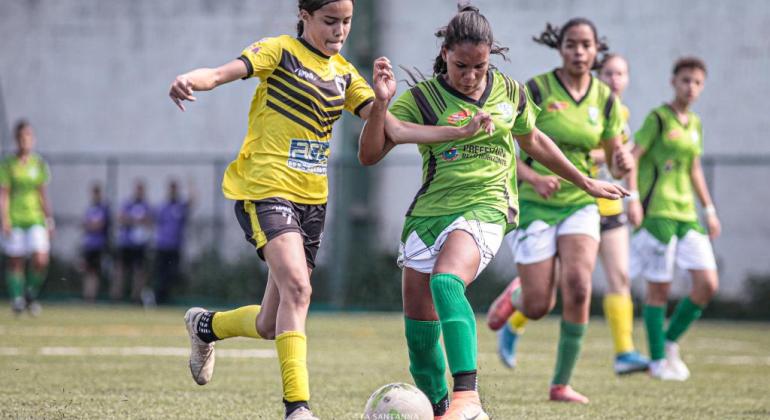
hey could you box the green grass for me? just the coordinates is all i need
[1,305,769,419]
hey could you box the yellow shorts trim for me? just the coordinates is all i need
[243,201,268,249]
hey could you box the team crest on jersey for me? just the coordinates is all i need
[441,147,460,161]
[27,165,40,179]
[497,102,514,121]
[547,101,569,112]
[667,129,683,141]
[447,109,473,126]
[288,139,329,175]
[690,130,700,144]
[250,38,268,53]
[588,106,600,125]
[664,159,675,172]
[334,76,347,96]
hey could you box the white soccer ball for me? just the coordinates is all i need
[363,382,433,420]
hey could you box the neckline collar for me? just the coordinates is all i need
[297,36,331,60]
[552,69,593,106]
[437,70,494,107]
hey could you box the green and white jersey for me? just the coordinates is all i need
[635,105,703,222]
[519,70,624,209]
[0,154,50,228]
[390,70,538,226]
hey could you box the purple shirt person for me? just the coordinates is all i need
[111,180,152,302]
[153,179,194,304]
[81,183,110,302]
[155,200,189,251]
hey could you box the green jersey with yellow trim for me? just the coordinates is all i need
[389,70,538,226]
[519,70,624,208]
[635,104,703,222]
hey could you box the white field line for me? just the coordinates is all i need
[479,352,770,366]
[0,346,275,358]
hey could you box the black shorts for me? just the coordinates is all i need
[600,213,627,233]
[235,198,326,269]
[119,246,147,268]
[82,249,104,271]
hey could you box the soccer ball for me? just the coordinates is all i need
[363,382,433,420]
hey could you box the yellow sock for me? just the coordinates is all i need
[509,311,529,333]
[603,294,635,354]
[276,331,310,403]
[211,305,262,340]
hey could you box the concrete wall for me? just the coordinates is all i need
[1,0,769,297]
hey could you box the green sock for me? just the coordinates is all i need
[26,270,47,300]
[430,273,476,375]
[643,305,666,361]
[6,271,24,300]
[404,317,448,404]
[551,320,587,385]
[665,297,704,342]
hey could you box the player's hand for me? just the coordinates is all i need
[372,57,397,102]
[532,175,561,200]
[169,74,197,111]
[582,178,629,200]
[459,111,494,138]
[627,198,643,228]
[612,147,634,178]
[706,213,721,239]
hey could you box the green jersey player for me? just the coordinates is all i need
[360,6,627,418]
[627,57,720,381]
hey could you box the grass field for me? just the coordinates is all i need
[1,305,769,419]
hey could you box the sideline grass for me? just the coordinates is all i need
[1,305,769,419]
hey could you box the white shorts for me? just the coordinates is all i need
[398,215,505,279]
[630,228,716,283]
[4,225,50,257]
[506,204,600,265]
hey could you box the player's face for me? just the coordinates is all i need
[134,183,146,201]
[442,42,490,97]
[560,24,597,77]
[599,56,629,96]
[672,68,705,105]
[301,0,354,56]
[15,126,35,155]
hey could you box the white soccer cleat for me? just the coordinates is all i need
[11,297,26,316]
[649,359,688,381]
[665,341,690,380]
[285,407,320,420]
[184,307,216,385]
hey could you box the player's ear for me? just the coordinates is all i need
[441,47,448,64]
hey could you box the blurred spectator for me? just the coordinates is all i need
[81,183,110,302]
[110,180,152,303]
[153,179,194,304]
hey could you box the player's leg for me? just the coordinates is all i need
[82,250,101,302]
[403,267,450,418]
[110,247,128,301]
[130,247,150,304]
[598,221,649,374]
[5,228,27,314]
[24,226,49,316]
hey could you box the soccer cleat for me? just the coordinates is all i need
[442,391,489,420]
[184,307,216,385]
[486,277,521,331]
[11,297,26,316]
[665,341,690,380]
[649,359,687,381]
[614,351,650,375]
[26,299,42,317]
[285,407,319,420]
[549,384,589,404]
[497,323,520,369]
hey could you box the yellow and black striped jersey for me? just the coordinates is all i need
[222,35,375,204]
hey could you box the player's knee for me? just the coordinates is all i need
[256,320,276,340]
[522,300,550,320]
[281,276,313,308]
[563,273,591,308]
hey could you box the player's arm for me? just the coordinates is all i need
[625,145,645,228]
[169,59,249,111]
[37,184,55,235]
[0,187,10,236]
[516,128,628,200]
[602,134,634,179]
[517,156,561,200]
[690,156,720,239]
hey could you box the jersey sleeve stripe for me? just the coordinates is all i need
[641,165,659,215]
[423,81,446,113]
[410,86,439,126]
[406,152,438,216]
[603,92,616,120]
[516,81,527,115]
[526,79,542,106]
[266,100,333,139]
[502,75,512,100]
[237,56,254,80]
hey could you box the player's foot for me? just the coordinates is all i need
[486,277,521,331]
[665,341,690,380]
[549,384,589,404]
[285,407,319,420]
[614,351,650,375]
[11,297,26,316]
[443,391,489,420]
[497,323,519,369]
[649,359,687,381]
[26,300,42,317]
[184,307,216,385]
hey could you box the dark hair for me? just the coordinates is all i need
[433,2,509,75]
[533,18,609,70]
[599,53,627,72]
[673,56,707,76]
[297,0,353,36]
[13,119,30,140]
